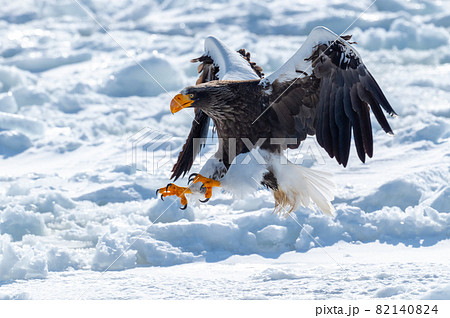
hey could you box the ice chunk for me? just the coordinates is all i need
[295,224,316,251]
[0,234,48,281]
[0,66,34,93]
[91,234,137,271]
[12,86,50,107]
[253,268,303,281]
[133,235,197,266]
[430,187,450,213]
[0,207,47,241]
[256,225,288,247]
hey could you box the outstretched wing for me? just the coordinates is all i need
[262,26,397,167]
[171,36,264,180]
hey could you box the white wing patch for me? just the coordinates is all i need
[204,36,260,81]
[261,26,361,86]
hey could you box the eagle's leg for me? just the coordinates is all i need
[188,173,221,201]
[156,183,192,209]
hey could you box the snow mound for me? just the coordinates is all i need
[100,53,185,97]
[422,284,450,300]
[146,198,195,223]
[8,52,92,73]
[254,268,303,281]
[375,286,406,298]
[57,95,83,114]
[0,130,32,157]
[354,179,422,212]
[75,184,154,206]
[395,117,450,144]
[0,92,18,113]
[92,232,198,270]
[6,181,31,196]
[0,292,31,300]
[0,112,45,135]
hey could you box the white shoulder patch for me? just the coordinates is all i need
[204,36,260,81]
[261,26,360,86]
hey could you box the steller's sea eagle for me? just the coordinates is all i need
[157,26,397,215]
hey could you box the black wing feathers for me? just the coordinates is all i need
[334,86,351,165]
[308,40,395,166]
[360,72,397,117]
[319,76,333,157]
[269,38,395,166]
[328,80,339,162]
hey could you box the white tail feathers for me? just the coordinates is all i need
[271,158,336,215]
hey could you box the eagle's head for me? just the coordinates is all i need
[170,81,237,118]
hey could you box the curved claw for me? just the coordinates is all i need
[156,183,192,207]
[199,197,210,203]
[180,204,188,210]
[188,173,198,185]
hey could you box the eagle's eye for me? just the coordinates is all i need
[189,94,194,99]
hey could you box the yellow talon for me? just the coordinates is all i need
[158,175,220,208]
[157,183,192,209]
[191,174,220,199]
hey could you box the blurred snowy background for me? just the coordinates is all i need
[0,0,449,299]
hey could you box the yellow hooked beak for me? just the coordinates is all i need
[170,93,194,114]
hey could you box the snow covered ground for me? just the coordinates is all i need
[0,0,449,300]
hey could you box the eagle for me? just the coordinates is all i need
[157,26,397,215]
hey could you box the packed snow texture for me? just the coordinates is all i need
[0,0,449,299]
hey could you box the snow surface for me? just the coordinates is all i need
[0,0,449,299]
